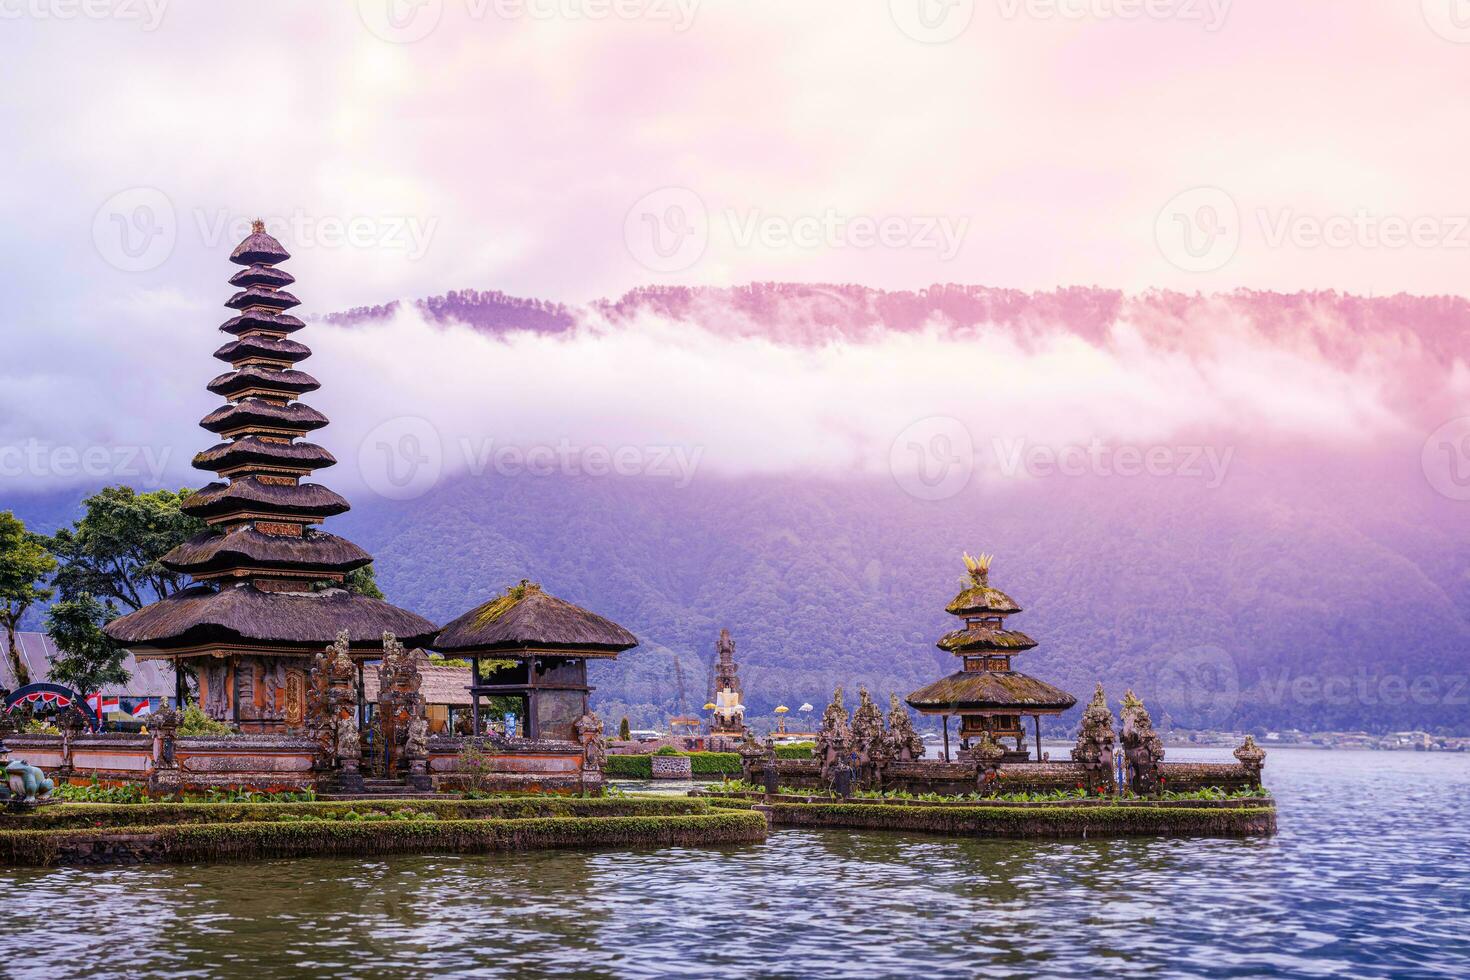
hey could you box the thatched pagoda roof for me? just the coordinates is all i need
[434,582,637,657]
[104,583,437,651]
[213,336,312,364]
[228,263,295,289]
[160,527,371,576]
[946,583,1022,616]
[219,310,306,336]
[207,366,320,398]
[200,399,328,435]
[229,226,290,266]
[193,436,336,473]
[181,478,350,521]
[936,627,1038,653]
[226,286,300,312]
[906,670,1077,714]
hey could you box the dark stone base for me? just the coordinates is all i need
[335,769,365,794]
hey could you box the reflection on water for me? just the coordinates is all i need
[3,749,1468,978]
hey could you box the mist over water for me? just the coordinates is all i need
[4,748,1467,978]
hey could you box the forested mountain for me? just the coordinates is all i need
[321,452,1469,735]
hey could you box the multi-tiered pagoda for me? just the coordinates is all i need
[906,553,1076,762]
[105,222,437,733]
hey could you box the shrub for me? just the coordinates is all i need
[178,704,234,737]
[775,744,814,759]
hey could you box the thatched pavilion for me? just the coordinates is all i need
[434,581,637,741]
[906,554,1076,762]
[104,222,436,733]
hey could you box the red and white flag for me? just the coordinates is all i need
[86,694,120,716]
[131,698,153,717]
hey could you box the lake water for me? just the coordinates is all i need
[2,748,1467,978]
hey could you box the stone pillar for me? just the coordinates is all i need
[1233,735,1267,786]
[147,703,183,798]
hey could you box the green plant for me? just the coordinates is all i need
[619,717,631,741]
[177,703,235,737]
[653,745,680,756]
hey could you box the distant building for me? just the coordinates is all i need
[362,651,472,736]
[1,631,175,720]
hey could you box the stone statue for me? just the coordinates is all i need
[850,688,887,788]
[307,630,364,790]
[971,732,1006,794]
[885,694,925,762]
[816,686,853,787]
[1233,734,1267,786]
[5,759,55,806]
[147,702,183,797]
[1072,684,1117,791]
[574,711,606,772]
[1120,690,1166,795]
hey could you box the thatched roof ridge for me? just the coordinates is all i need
[936,627,1038,653]
[181,478,350,520]
[213,336,312,364]
[200,399,329,434]
[946,584,1022,616]
[192,437,336,473]
[434,581,637,655]
[906,670,1077,713]
[229,226,290,265]
[104,583,437,651]
[219,311,305,335]
[226,286,300,312]
[207,366,320,398]
[160,526,370,575]
[228,263,295,288]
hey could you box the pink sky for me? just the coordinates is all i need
[2,2,1469,497]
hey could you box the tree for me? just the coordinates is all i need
[0,511,57,687]
[619,716,632,741]
[48,486,204,611]
[44,594,127,695]
[45,486,204,695]
[325,564,384,599]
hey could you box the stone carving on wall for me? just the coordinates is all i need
[285,668,306,730]
[203,661,228,719]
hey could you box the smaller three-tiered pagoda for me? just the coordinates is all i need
[906,553,1076,762]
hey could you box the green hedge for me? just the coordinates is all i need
[0,797,712,831]
[604,751,746,779]
[766,802,1276,838]
[0,812,770,867]
[775,744,814,759]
